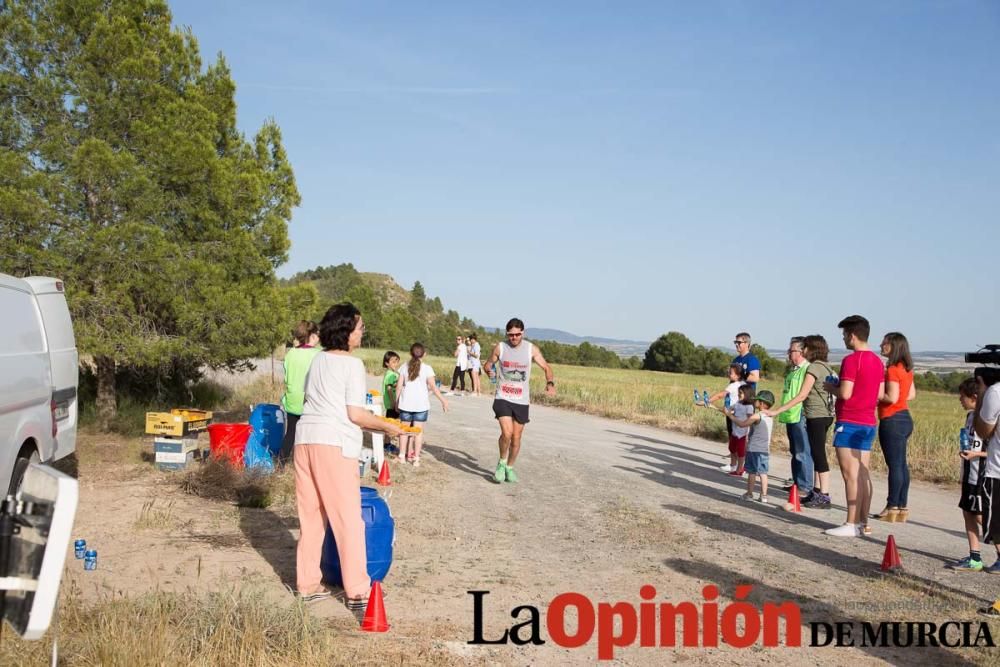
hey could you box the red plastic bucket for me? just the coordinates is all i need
[207,424,253,468]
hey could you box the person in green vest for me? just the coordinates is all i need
[280,320,322,464]
[764,337,815,505]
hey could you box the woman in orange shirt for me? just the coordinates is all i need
[874,332,916,523]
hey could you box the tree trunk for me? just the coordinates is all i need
[95,355,117,427]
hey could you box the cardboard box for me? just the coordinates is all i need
[145,409,212,436]
[153,436,202,471]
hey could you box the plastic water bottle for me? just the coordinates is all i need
[365,392,372,406]
[724,394,732,409]
[84,549,97,571]
[74,539,86,559]
[960,428,970,452]
[693,389,699,405]
[702,390,710,407]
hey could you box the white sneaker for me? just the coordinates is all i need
[720,464,734,473]
[824,523,861,537]
[758,495,769,505]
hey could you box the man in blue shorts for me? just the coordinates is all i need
[823,315,885,537]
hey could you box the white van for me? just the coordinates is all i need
[0,274,78,495]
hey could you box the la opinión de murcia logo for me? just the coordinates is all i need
[467,587,995,660]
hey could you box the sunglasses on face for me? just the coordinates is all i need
[507,332,523,338]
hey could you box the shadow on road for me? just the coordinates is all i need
[662,502,986,611]
[608,429,988,607]
[611,428,968,541]
[238,506,298,589]
[423,444,496,483]
[661,557,978,666]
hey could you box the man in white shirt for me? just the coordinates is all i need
[975,371,1000,617]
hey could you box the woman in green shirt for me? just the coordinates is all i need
[280,320,321,464]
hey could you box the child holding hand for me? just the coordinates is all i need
[729,389,776,505]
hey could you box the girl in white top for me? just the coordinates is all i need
[395,342,449,466]
[292,304,402,612]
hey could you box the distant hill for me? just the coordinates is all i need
[492,327,650,358]
[763,347,971,373]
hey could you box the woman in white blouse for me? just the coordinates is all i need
[293,303,403,615]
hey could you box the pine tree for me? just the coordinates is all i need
[0,0,301,422]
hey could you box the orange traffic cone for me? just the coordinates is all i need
[377,460,391,486]
[361,581,389,632]
[784,485,802,513]
[881,535,903,572]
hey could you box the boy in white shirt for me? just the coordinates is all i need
[706,363,746,473]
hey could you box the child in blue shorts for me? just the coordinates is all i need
[730,390,776,505]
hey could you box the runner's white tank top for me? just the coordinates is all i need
[496,341,532,405]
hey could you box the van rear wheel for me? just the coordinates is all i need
[8,449,41,497]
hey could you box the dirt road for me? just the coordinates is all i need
[69,381,1000,665]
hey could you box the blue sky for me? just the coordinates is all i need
[170,1,998,351]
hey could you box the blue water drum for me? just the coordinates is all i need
[320,486,395,586]
[249,404,285,457]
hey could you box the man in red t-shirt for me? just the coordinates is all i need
[822,315,885,538]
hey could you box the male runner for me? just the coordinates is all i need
[484,318,556,483]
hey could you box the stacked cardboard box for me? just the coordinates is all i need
[146,409,212,471]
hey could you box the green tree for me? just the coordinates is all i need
[409,280,426,315]
[0,0,300,423]
[344,282,381,347]
[643,332,699,372]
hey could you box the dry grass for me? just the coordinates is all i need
[133,499,179,531]
[178,458,288,509]
[0,581,467,666]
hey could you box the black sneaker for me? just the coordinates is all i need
[804,493,831,509]
[781,483,796,493]
[800,491,816,505]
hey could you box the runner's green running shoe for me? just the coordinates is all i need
[951,556,984,572]
[493,460,507,483]
[505,466,518,483]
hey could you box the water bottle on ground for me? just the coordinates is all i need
[702,390,710,407]
[74,539,86,559]
[960,428,970,452]
[693,389,699,405]
[84,550,97,571]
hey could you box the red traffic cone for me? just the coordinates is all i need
[881,535,903,572]
[784,484,801,513]
[377,460,391,486]
[361,581,390,632]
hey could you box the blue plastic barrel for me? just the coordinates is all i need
[320,486,395,586]
[249,404,285,457]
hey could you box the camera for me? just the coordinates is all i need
[967,345,1000,386]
